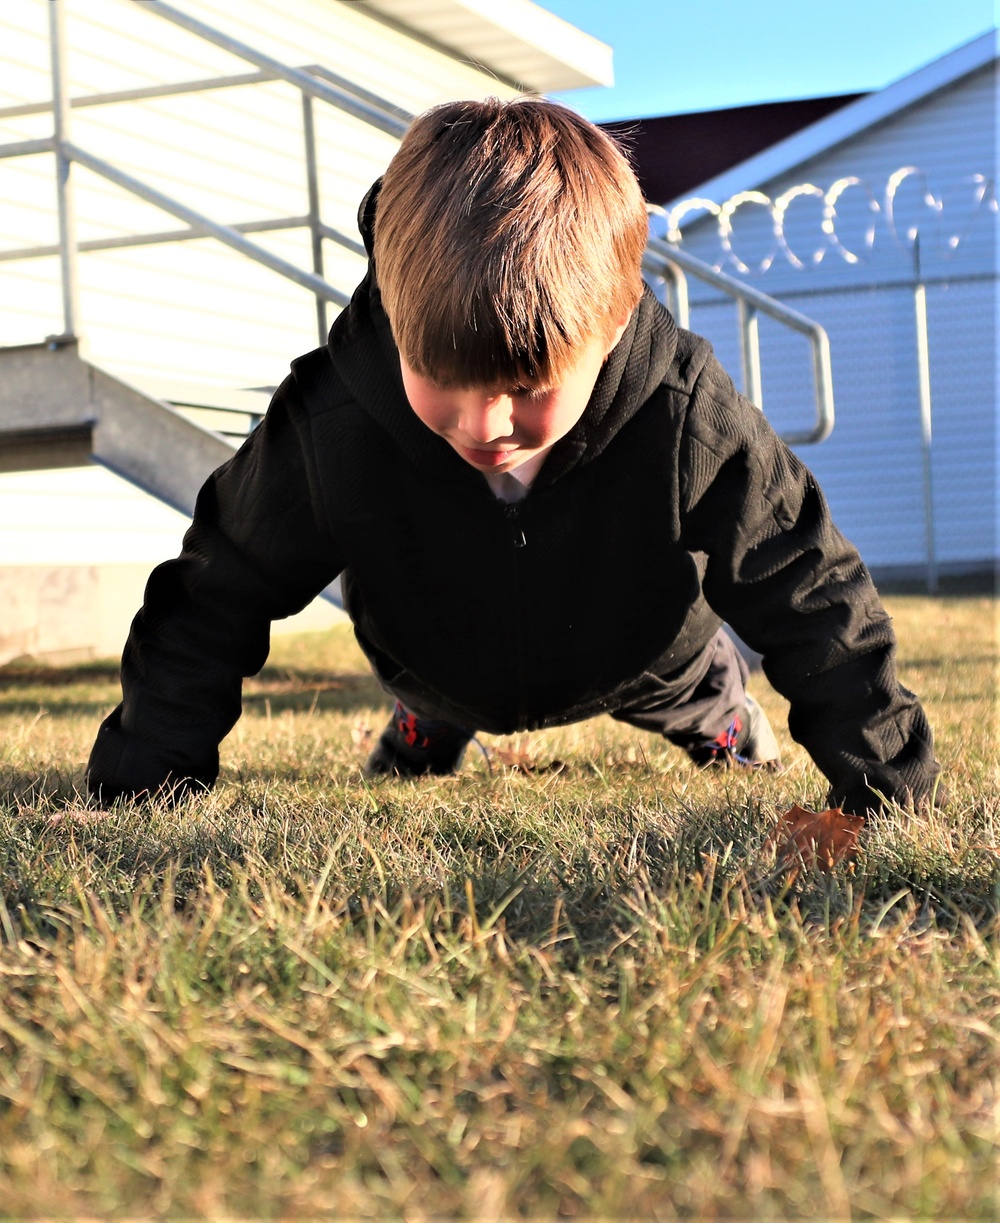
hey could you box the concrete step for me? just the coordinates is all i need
[128,376,274,442]
[0,340,344,663]
[0,338,236,514]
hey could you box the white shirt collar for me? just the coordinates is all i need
[482,447,552,503]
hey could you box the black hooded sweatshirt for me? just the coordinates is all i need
[87,187,940,814]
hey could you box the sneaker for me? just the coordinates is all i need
[687,694,782,770]
[364,701,473,777]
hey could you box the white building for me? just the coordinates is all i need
[0,0,611,661]
[659,33,998,586]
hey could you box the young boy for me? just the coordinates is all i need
[86,98,940,817]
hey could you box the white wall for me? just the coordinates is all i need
[0,465,344,664]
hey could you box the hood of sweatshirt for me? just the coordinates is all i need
[325,180,679,488]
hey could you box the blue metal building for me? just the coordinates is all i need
[658,33,997,586]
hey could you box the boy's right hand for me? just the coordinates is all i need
[86,705,217,807]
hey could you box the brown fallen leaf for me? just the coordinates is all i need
[766,803,864,874]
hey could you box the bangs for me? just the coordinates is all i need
[399,280,580,390]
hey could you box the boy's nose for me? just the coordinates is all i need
[461,394,514,443]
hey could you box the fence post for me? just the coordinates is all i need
[912,236,938,592]
[48,0,80,340]
[302,94,327,346]
[738,298,763,408]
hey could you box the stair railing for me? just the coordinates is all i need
[1,0,834,445]
[0,0,411,349]
[645,208,835,445]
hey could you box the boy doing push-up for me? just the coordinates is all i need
[87,98,940,817]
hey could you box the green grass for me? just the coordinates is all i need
[0,595,997,1219]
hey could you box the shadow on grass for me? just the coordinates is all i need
[911,654,999,669]
[241,670,390,717]
[0,767,87,809]
[3,792,997,955]
[0,661,123,686]
[0,661,388,720]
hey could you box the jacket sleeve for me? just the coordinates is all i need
[676,350,941,816]
[86,373,345,804]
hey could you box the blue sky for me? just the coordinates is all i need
[536,0,997,120]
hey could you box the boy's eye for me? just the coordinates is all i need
[511,385,547,401]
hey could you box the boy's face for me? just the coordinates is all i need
[400,324,628,474]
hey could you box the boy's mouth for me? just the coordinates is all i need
[456,445,520,468]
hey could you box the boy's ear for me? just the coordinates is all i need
[605,311,632,355]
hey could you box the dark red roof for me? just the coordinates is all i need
[601,94,866,204]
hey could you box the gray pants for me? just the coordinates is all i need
[610,628,750,752]
[391,627,750,752]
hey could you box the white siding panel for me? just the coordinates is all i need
[0,3,49,107]
[0,467,188,565]
[792,289,939,570]
[923,279,998,565]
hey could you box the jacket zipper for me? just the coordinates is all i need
[503,502,529,729]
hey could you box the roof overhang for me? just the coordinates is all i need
[668,29,998,209]
[348,0,614,92]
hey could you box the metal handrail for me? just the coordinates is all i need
[0,61,413,132]
[141,0,410,139]
[0,69,290,119]
[644,217,835,446]
[0,0,411,347]
[0,137,56,160]
[67,141,352,307]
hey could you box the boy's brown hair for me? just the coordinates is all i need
[373,97,648,389]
